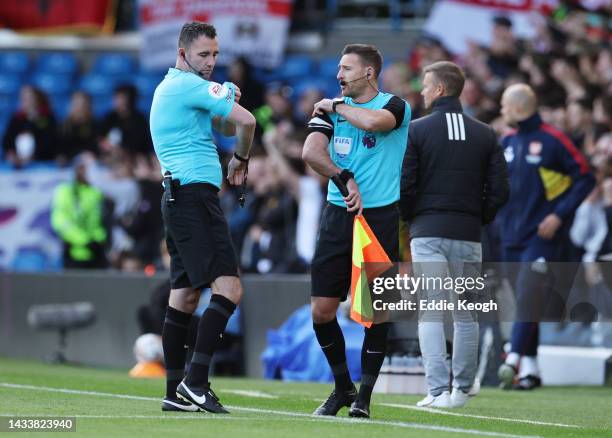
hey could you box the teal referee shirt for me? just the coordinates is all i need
[307,92,411,208]
[150,68,235,189]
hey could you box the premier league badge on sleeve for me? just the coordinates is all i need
[363,133,377,149]
[208,82,229,99]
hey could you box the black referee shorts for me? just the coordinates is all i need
[161,182,239,291]
[311,202,399,301]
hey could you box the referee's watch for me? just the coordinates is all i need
[233,152,249,163]
[332,98,345,113]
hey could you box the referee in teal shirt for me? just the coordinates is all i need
[150,22,255,414]
[303,44,411,418]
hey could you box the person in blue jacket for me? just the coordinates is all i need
[497,83,595,390]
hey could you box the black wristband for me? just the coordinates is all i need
[233,152,249,163]
[332,98,345,113]
[331,175,349,197]
[338,169,354,185]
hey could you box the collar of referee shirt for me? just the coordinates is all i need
[431,95,463,113]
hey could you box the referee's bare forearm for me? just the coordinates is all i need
[302,132,341,178]
[213,116,236,136]
[226,103,256,158]
[235,123,255,158]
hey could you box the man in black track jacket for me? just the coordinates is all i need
[399,61,509,409]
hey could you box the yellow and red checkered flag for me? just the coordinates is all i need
[350,215,393,328]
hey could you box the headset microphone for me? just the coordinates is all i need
[339,74,369,87]
[182,53,205,78]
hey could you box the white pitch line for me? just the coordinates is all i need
[0,414,258,421]
[227,405,540,437]
[223,389,278,399]
[380,403,581,429]
[0,382,539,438]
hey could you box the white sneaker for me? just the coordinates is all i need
[416,391,451,408]
[468,378,480,396]
[450,388,470,408]
[416,393,435,407]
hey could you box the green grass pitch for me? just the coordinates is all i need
[0,356,611,437]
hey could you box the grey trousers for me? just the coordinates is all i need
[411,237,482,395]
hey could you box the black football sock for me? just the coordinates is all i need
[185,294,236,388]
[313,318,353,391]
[162,306,191,398]
[359,322,389,404]
[184,314,200,374]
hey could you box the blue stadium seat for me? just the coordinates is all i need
[252,67,281,84]
[92,96,113,118]
[290,79,325,100]
[292,78,340,99]
[0,96,17,117]
[50,96,71,121]
[0,52,30,75]
[31,73,73,97]
[25,162,60,170]
[214,131,236,153]
[137,95,152,115]
[36,52,78,76]
[318,57,340,78]
[112,75,134,88]
[11,247,49,271]
[278,55,313,81]
[0,76,20,143]
[0,74,23,96]
[133,73,162,98]
[0,113,9,159]
[93,53,137,76]
[210,66,227,84]
[80,74,115,97]
[324,79,342,99]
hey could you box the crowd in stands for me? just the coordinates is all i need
[1,4,610,277]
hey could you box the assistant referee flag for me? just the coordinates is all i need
[350,215,393,328]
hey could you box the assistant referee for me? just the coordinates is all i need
[303,44,411,419]
[150,22,256,414]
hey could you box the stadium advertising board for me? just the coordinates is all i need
[138,0,292,70]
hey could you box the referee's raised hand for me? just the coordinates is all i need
[312,99,334,116]
[233,85,241,102]
[227,156,248,186]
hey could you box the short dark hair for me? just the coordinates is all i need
[341,44,383,78]
[178,22,217,49]
[423,61,466,97]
